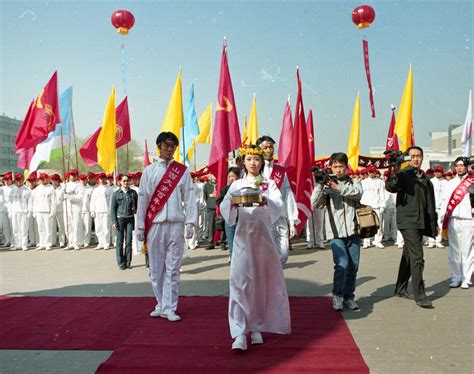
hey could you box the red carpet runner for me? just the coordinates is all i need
[0,296,368,373]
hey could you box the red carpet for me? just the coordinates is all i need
[0,296,368,373]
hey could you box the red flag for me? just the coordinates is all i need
[17,147,36,170]
[288,68,312,234]
[79,127,101,166]
[385,110,399,151]
[78,97,131,166]
[306,109,315,161]
[144,139,152,167]
[15,71,60,152]
[277,96,293,169]
[363,40,376,118]
[116,97,131,148]
[208,39,241,193]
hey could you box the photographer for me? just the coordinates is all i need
[311,152,363,311]
[385,146,437,308]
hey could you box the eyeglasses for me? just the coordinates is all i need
[122,179,129,182]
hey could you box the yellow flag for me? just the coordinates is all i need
[96,86,116,174]
[242,115,248,145]
[247,94,258,144]
[161,70,184,161]
[395,64,413,152]
[187,103,212,161]
[347,93,360,171]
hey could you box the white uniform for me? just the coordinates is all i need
[186,183,202,250]
[429,177,447,247]
[440,174,473,287]
[64,181,84,249]
[383,191,397,241]
[220,176,291,339]
[8,185,31,249]
[90,184,113,248]
[262,160,298,263]
[137,158,197,316]
[0,186,12,246]
[361,177,386,247]
[2,185,14,247]
[52,185,66,247]
[27,186,39,247]
[81,184,94,247]
[30,184,57,249]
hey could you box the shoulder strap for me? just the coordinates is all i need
[325,194,339,239]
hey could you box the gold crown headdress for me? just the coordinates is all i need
[239,145,265,156]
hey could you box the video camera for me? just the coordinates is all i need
[311,167,338,185]
[383,150,412,166]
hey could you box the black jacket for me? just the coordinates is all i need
[385,166,437,237]
[110,188,138,226]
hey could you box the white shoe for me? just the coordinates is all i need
[22,247,29,251]
[460,283,470,289]
[35,246,44,251]
[332,295,343,311]
[45,247,52,251]
[435,243,444,248]
[150,307,162,317]
[232,335,247,351]
[73,246,80,250]
[343,298,360,310]
[94,245,102,250]
[316,243,325,249]
[59,243,66,248]
[449,281,461,288]
[374,242,384,249]
[161,312,181,322]
[103,246,110,250]
[9,247,17,251]
[362,244,369,249]
[251,332,263,345]
[427,244,435,248]
[83,244,89,248]
[306,243,315,249]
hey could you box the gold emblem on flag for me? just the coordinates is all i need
[116,124,123,143]
[217,96,233,112]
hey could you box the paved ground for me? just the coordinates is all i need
[0,240,473,373]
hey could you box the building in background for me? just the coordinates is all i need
[0,115,21,174]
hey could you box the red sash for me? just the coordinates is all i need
[144,161,187,242]
[270,164,286,190]
[442,175,474,236]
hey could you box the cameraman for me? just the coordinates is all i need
[311,152,363,311]
[385,146,437,308]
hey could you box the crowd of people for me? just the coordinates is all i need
[1,132,472,352]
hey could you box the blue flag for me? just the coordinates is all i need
[181,84,200,165]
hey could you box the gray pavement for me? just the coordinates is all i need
[0,241,473,373]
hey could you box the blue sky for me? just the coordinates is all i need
[1,1,472,167]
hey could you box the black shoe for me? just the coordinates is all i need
[126,265,132,269]
[207,244,215,250]
[416,299,433,308]
[119,265,126,270]
[221,245,227,251]
[394,291,414,300]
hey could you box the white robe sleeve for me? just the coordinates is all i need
[220,182,238,226]
[265,180,284,225]
[281,175,298,224]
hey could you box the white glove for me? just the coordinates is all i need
[27,212,32,219]
[289,224,297,239]
[185,224,194,239]
[136,229,145,242]
[90,212,96,218]
[49,212,55,219]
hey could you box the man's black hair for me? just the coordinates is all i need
[454,156,468,166]
[235,155,243,163]
[228,167,241,177]
[156,132,179,146]
[256,135,276,146]
[329,152,348,166]
[406,146,423,157]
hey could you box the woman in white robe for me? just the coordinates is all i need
[220,146,291,351]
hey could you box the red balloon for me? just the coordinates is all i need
[352,5,375,29]
[111,10,135,35]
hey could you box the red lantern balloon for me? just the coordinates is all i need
[352,5,375,29]
[111,10,135,35]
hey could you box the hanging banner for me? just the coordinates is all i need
[363,39,376,118]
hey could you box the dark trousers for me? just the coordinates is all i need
[206,209,216,244]
[116,217,134,268]
[395,229,427,300]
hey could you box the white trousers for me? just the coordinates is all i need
[382,209,397,241]
[272,217,290,264]
[82,213,92,246]
[448,218,473,284]
[306,208,325,246]
[36,212,53,248]
[52,210,66,246]
[28,215,39,246]
[11,212,28,248]
[66,211,83,247]
[0,211,11,245]
[95,212,110,247]
[147,222,185,315]
[428,209,443,245]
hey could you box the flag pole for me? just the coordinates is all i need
[59,123,70,246]
[193,143,197,171]
[126,144,129,172]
